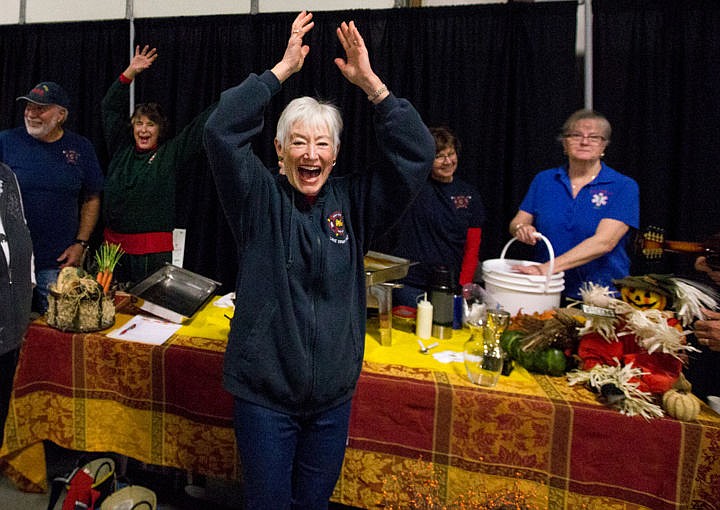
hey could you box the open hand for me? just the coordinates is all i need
[334,21,374,88]
[124,45,158,80]
[271,11,314,83]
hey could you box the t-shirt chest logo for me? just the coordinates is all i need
[327,210,348,244]
[451,194,471,209]
[63,149,80,165]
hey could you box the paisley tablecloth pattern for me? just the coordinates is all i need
[1,301,719,510]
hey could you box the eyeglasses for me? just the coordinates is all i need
[434,151,456,161]
[563,133,607,145]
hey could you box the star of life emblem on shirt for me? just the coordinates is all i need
[591,191,608,207]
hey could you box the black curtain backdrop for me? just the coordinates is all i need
[593,0,720,276]
[3,3,718,288]
[0,4,580,292]
[594,0,720,401]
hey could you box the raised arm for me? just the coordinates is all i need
[102,45,158,153]
[334,21,389,105]
[122,45,158,81]
[271,11,314,84]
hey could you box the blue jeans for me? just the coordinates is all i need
[33,268,60,314]
[233,398,352,510]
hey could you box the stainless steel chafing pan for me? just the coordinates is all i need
[364,251,415,287]
[127,264,222,323]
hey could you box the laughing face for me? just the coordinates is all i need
[24,102,66,142]
[132,114,160,151]
[276,121,337,197]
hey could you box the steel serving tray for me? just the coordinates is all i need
[364,251,416,287]
[127,265,222,323]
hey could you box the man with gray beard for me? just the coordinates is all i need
[0,82,103,313]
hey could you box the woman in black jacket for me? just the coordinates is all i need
[204,11,434,509]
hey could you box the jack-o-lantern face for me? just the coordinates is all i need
[620,286,668,310]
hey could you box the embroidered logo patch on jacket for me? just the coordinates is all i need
[327,211,348,243]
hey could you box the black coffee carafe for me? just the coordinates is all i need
[428,265,454,339]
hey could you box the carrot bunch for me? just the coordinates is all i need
[94,242,125,295]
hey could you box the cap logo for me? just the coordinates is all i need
[33,85,49,95]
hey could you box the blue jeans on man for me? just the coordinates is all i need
[33,268,60,314]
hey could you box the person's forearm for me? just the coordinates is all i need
[77,195,100,242]
[544,235,615,273]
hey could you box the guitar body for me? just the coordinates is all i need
[636,226,720,269]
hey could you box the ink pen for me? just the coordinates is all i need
[119,323,137,335]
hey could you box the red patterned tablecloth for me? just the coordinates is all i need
[1,301,719,509]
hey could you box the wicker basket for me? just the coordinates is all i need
[46,289,115,332]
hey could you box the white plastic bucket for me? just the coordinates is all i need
[482,271,564,291]
[482,234,564,315]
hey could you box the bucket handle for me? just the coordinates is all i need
[499,233,555,293]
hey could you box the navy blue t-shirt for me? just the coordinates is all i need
[375,176,486,289]
[0,127,104,270]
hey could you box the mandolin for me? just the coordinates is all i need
[636,226,720,269]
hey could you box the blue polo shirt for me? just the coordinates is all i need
[519,162,639,299]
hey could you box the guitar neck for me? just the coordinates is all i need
[660,240,706,254]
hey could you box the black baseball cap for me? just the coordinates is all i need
[16,81,70,109]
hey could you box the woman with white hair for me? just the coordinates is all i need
[203,11,434,509]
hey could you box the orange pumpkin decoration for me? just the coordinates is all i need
[620,285,668,310]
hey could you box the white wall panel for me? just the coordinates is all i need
[134,0,252,18]
[258,0,395,13]
[423,0,503,5]
[25,0,126,22]
[0,0,21,25]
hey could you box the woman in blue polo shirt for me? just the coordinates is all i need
[508,109,639,300]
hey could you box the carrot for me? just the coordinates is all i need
[102,271,113,295]
[93,242,125,295]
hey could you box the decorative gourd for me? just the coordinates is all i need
[673,372,693,393]
[662,388,700,421]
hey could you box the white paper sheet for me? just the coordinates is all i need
[106,315,181,345]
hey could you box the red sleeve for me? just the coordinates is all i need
[119,73,132,85]
[459,227,481,285]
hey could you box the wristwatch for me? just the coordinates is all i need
[75,239,90,248]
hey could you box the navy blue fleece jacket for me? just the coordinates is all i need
[203,70,434,415]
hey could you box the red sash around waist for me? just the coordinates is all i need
[103,228,173,255]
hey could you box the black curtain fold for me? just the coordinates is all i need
[593,0,720,274]
[0,4,579,292]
